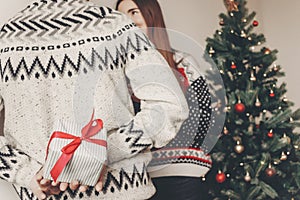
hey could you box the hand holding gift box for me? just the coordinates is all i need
[44,112,107,186]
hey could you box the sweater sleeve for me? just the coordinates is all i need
[0,97,42,188]
[107,22,189,164]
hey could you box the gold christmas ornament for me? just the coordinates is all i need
[234,140,244,153]
[209,47,215,54]
[244,172,251,182]
[223,126,229,135]
[273,160,280,165]
[280,152,287,161]
[224,0,239,12]
[261,143,268,150]
[225,106,231,112]
[240,30,246,38]
[219,18,225,26]
[264,48,271,54]
[273,65,279,72]
[255,97,261,107]
[250,71,256,81]
[282,133,291,144]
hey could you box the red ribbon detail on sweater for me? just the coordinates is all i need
[177,68,190,90]
[46,111,107,182]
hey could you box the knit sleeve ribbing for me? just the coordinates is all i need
[106,26,189,164]
[0,99,42,188]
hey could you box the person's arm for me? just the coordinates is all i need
[106,23,189,164]
[0,97,42,188]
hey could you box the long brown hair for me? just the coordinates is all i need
[116,0,177,71]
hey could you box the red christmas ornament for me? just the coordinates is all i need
[267,130,274,138]
[231,63,237,69]
[253,20,259,27]
[265,167,276,177]
[269,90,275,98]
[235,103,246,113]
[216,172,226,183]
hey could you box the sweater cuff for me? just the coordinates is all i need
[107,121,152,164]
[15,157,42,188]
[0,137,42,187]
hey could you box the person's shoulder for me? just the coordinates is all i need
[86,3,135,30]
[0,0,136,43]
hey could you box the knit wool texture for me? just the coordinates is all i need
[0,0,188,199]
[149,51,212,178]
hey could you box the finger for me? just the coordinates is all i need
[39,185,50,192]
[59,182,69,192]
[36,174,43,182]
[35,189,47,200]
[51,181,59,187]
[69,180,79,191]
[49,187,61,195]
[40,179,51,186]
[79,185,88,192]
[95,181,103,192]
[99,165,107,181]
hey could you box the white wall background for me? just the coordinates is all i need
[0,0,299,198]
[258,0,300,109]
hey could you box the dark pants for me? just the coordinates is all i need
[149,177,205,200]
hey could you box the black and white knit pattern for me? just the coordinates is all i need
[0,144,40,183]
[14,164,151,200]
[0,0,188,199]
[148,52,212,177]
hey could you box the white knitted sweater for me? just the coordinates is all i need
[148,51,212,178]
[0,0,188,199]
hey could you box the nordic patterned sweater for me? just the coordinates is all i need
[0,0,188,200]
[148,51,212,178]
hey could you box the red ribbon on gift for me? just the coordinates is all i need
[46,111,107,182]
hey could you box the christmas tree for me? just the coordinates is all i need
[203,0,300,199]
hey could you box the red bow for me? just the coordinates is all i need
[46,111,107,182]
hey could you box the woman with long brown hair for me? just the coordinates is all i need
[116,1,212,199]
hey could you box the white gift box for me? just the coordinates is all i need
[44,119,107,186]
